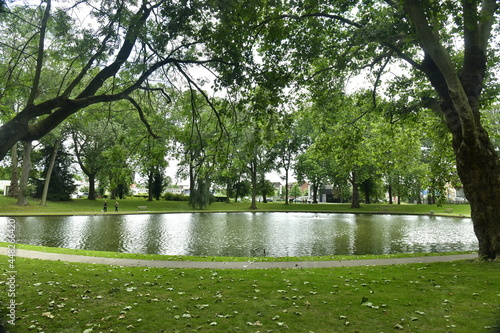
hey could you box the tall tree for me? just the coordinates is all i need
[70,116,117,200]
[254,1,500,259]
[0,0,251,160]
[34,141,76,202]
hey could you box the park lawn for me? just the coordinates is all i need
[0,242,477,263]
[1,256,498,333]
[0,196,471,216]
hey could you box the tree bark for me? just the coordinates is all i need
[403,0,500,259]
[17,141,32,206]
[41,138,62,206]
[284,168,289,205]
[249,158,258,210]
[88,173,97,200]
[147,170,154,202]
[8,143,19,198]
[452,125,500,260]
[388,183,393,205]
[350,171,360,209]
[311,182,319,204]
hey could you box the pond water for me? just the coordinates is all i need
[0,212,478,257]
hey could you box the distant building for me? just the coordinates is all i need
[165,184,190,196]
[0,180,10,195]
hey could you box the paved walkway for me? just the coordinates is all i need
[0,247,477,269]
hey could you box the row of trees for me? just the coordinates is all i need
[0,0,499,259]
[2,83,465,209]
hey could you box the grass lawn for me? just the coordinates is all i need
[2,195,492,332]
[1,257,499,332]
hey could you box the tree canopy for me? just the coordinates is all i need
[0,0,500,259]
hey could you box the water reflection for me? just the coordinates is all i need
[0,213,478,257]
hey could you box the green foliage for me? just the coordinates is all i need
[163,192,189,202]
[0,165,10,179]
[189,177,214,209]
[231,180,252,202]
[33,143,76,202]
[289,184,302,198]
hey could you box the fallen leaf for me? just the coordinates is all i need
[42,312,54,319]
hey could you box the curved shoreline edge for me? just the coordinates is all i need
[0,247,477,269]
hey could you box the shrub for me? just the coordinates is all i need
[163,192,189,201]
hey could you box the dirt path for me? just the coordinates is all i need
[0,247,477,269]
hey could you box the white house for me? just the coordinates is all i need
[0,180,11,195]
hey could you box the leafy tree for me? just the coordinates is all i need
[253,1,500,258]
[232,180,252,202]
[295,150,328,204]
[0,0,250,160]
[289,183,303,199]
[257,179,275,203]
[69,113,118,200]
[275,113,309,204]
[33,142,76,201]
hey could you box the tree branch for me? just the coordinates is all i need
[27,0,51,106]
[126,96,160,139]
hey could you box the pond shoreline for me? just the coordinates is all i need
[0,247,478,268]
[0,209,470,218]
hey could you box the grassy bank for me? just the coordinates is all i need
[0,242,477,263]
[1,256,498,332]
[2,196,490,332]
[0,195,471,216]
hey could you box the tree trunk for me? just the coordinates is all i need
[147,170,153,202]
[284,168,289,205]
[350,171,360,209]
[388,184,393,205]
[88,173,97,200]
[41,138,62,206]
[453,130,500,260]
[249,163,258,210]
[8,143,19,198]
[402,0,499,260]
[310,182,318,204]
[17,141,32,206]
[225,181,231,203]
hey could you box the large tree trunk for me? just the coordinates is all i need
[350,171,361,209]
[88,173,97,200]
[403,0,499,259]
[17,141,32,206]
[453,128,500,260]
[8,143,19,198]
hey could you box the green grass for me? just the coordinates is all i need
[1,256,499,332]
[0,242,477,263]
[1,195,486,332]
[0,195,471,217]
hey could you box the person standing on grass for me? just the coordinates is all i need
[115,201,119,212]
[103,200,107,212]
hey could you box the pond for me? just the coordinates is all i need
[0,212,478,257]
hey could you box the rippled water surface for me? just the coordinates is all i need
[1,213,478,257]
